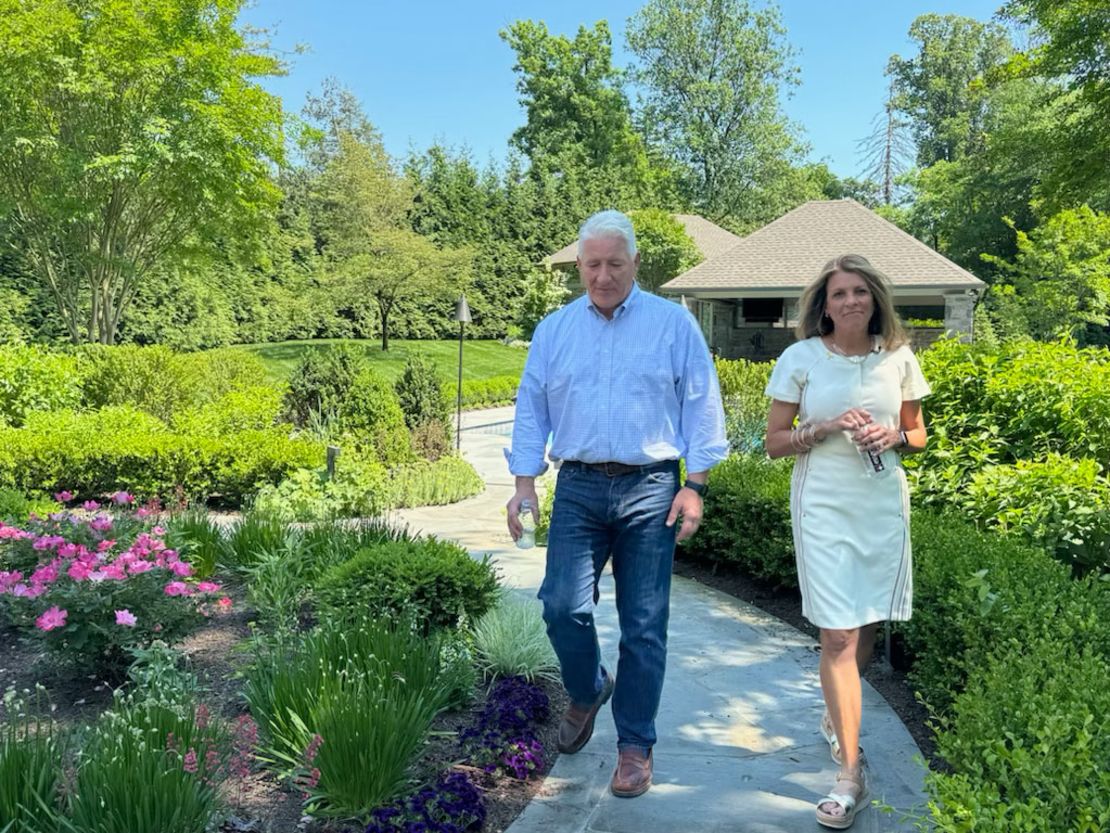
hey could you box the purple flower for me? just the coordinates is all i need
[54,490,74,503]
[115,609,137,627]
[111,491,134,505]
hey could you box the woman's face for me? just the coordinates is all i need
[823,270,874,334]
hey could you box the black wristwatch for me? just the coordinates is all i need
[683,479,708,497]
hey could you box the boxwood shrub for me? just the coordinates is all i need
[681,454,796,587]
[314,537,499,631]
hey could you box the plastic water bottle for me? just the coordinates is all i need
[847,430,893,479]
[517,499,536,549]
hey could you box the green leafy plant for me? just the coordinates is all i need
[164,507,225,579]
[0,688,67,833]
[395,355,451,460]
[314,537,499,630]
[0,346,82,428]
[283,344,368,428]
[387,456,484,508]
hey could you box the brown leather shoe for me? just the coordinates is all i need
[557,672,614,754]
[610,747,653,797]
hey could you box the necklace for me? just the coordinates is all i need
[827,337,873,359]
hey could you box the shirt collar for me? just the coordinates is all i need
[586,282,641,320]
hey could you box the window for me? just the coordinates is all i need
[741,297,784,323]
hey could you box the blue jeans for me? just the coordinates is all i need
[538,460,679,751]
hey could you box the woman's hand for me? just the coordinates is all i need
[820,408,873,440]
[851,421,900,453]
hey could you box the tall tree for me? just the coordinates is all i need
[626,0,806,227]
[999,0,1110,210]
[858,68,914,205]
[0,0,284,344]
[888,14,1013,167]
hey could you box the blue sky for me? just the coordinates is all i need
[242,0,1007,178]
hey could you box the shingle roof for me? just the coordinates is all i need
[660,199,985,293]
[543,213,742,267]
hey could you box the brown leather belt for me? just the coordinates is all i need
[563,460,676,477]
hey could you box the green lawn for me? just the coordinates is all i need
[237,338,528,383]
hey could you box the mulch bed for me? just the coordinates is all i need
[672,551,938,764]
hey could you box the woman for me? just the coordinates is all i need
[764,255,930,829]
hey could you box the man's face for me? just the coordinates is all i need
[577,234,639,319]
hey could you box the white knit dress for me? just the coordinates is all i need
[765,337,931,629]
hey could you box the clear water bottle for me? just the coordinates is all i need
[517,499,537,549]
[847,430,894,479]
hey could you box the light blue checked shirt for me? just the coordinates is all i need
[508,283,729,477]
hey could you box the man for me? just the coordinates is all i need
[506,209,728,798]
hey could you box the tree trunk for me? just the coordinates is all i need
[378,297,393,351]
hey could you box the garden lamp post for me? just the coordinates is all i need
[453,294,472,450]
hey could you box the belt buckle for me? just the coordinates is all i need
[603,462,620,477]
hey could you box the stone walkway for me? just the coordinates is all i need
[395,407,927,833]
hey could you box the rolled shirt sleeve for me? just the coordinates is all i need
[507,320,552,477]
[677,313,729,473]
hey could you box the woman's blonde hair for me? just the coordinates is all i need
[795,254,907,350]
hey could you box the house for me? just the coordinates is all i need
[659,199,985,359]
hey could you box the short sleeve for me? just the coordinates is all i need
[900,348,932,400]
[764,343,806,403]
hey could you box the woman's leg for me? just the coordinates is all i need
[819,627,865,819]
[855,622,880,672]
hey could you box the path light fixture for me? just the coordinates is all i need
[453,294,472,450]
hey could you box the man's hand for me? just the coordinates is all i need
[507,477,540,542]
[666,487,703,542]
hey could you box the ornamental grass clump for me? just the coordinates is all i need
[0,492,227,675]
[472,590,558,681]
[244,615,455,814]
[67,695,256,833]
[0,687,67,833]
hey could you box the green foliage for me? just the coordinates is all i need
[443,374,520,410]
[283,344,368,427]
[0,689,66,833]
[242,616,452,791]
[252,456,390,522]
[682,454,796,586]
[0,407,322,505]
[626,0,807,226]
[395,354,449,431]
[961,455,1110,572]
[387,456,484,509]
[982,206,1110,342]
[163,508,224,580]
[472,590,559,681]
[0,0,284,345]
[172,385,282,435]
[0,345,82,427]
[923,638,1110,833]
[629,208,702,292]
[338,368,414,464]
[0,488,59,523]
[68,697,231,833]
[517,268,570,340]
[315,537,499,631]
[219,510,293,572]
[715,358,772,454]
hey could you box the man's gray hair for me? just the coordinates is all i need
[577,209,638,258]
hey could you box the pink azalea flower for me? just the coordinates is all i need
[82,500,100,511]
[163,581,191,597]
[67,562,91,582]
[152,526,166,536]
[127,560,154,575]
[217,596,233,611]
[196,581,221,593]
[96,539,115,552]
[100,563,127,581]
[0,570,22,591]
[169,561,193,578]
[135,507,152,518]
[90,517,113,532]
[35,606,67,632]
[54,490,74,503]
[111,491,134,505]
[115,609,137,627]
[58,543,78,559]
[30,565,58,585]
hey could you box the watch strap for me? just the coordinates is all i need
[683,478,707,497]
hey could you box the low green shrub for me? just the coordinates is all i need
[959,454,1110,572]
[924,638,1110,833]
[0,409,321,505]
[172,385,283,434]
[0,488,59,523]
[387,456,484,508]
[902,510,1106,713]
[716,357,773,454]
[252,456,390,522]
[164,507,225,579]
[0,345,82,427]
[682,454,796,587]
[314,537,499,630]
[443,374,519,410]
[283,344,367,427]
[340,368,414,465]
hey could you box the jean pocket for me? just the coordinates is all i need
[645,469,676,487]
